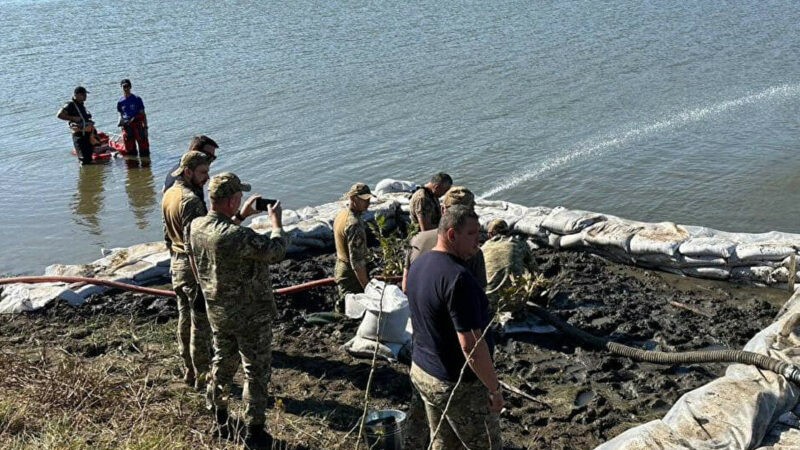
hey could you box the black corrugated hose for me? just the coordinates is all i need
[527,303,800,385]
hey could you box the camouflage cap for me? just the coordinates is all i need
[170,151,212,177]
[208,172,251,199]
[441,185,475,209]
[487,219,510,236]
[344,182,375,200]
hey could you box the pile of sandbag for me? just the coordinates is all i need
[596,290,800,449]
[250,196,402,255]
[0,242,169,313]
[341,280,411,361]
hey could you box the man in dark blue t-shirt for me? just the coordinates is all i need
[116,79,149,156]
[407,205,503,449]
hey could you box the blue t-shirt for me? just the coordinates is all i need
[117,94,145,119]
[407,250,493,382]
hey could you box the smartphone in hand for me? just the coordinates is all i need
[254,198,278,211]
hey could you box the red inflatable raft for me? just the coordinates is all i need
[70,132,127,160]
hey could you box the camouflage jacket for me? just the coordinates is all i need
[482,235,535,291]
[409,187,441,229]
[333,207,368,270]
[161,179,207,254]
[189,211,289,315]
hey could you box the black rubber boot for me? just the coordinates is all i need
[244,424,273,450]
[211,408,232,439]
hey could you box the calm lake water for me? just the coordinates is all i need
[1,0,798,274]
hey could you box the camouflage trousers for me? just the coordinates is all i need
[205,304,274,427]
[171,254,212,387]
[334,260,363,313]
[409,363,502,450]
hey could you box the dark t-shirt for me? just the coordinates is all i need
[407,250,493,382]
[163,161,180,191]
[117,94,145,119]
[62,100,92,123]
[405,229,487,288]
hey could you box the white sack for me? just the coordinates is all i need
[629,222,688,256]
[679,237,737,259]
[736,244,796,262]
[0,283,82,313]
[681,267,731,280]
[541,207,606,235]
[45,264,96,277]
[373,179,417,195]
[582,220,644,253]
[513,207,553,237]
[731,266,775,284]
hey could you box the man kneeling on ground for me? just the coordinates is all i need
[406,205,503,449]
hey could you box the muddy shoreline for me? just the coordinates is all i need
[1,248,790,449]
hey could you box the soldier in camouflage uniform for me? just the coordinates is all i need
[482,219,536,313]
[161,151,213,390]
[332,182,375,313]
[409,172,453,231]
[188,172,288,449]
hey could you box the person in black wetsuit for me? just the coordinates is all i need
[57,86,96,165]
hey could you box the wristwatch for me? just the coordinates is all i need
[235,211,245,221]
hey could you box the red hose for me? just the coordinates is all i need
[0,275,402,298]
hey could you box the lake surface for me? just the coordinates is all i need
[1,0,798,274]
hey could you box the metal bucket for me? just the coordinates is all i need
[363,409,406,450]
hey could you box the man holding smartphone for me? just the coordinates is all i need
[189,172,288,449]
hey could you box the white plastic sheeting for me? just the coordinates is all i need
[596,291,800,450]
[0,242,170,313]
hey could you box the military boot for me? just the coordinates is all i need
[243,424,273,450]
[211,408,244,440]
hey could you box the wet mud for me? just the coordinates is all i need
[3,249,789,449]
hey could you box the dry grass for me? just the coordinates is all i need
[0,312,361,450]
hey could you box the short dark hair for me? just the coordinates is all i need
[187,135,218,154]
[430,172,453,185]
[438,205,478,235]
[120,79,132,87]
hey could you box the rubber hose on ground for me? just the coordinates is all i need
[527,303,800,385]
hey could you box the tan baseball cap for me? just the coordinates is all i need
[487,219,510,235]
[208,172,251,199]
[344,182,375,200]
[170,151,212,177]
[441,185,475,209]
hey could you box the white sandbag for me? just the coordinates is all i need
[293,220,334,240]
[541,207,606,235]
[362,199,400,224]
[374,179,417,195]
[679,255,729,267]
[679,237,737,259]
[512,206,553,237]
[0,282,82,313]
[681,267,730,280]
[731,266,774,284]
[474,201,530,229]
[736,244,796,262]
[341,336,403,361]
[94,242,168,270]
[559,232,586,249]
[143,251,171,267]
[582,219,644,253]
[770,267,800,284]
[547,233,561,249]
[378,191,412,205]
[112,260,169,282]
[629,222,688,256]
[597,290,800,450]
[355,280,410,344]
[45,264,96,277]
[345,293,367,319]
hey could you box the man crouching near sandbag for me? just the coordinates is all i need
[188,172,288,449]
[406,205,503,449]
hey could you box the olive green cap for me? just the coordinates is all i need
[487,219,510,235]
[441,185,475,209]
[344,182,375,200]
[170,151,212,177]
[208,172,251,199]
